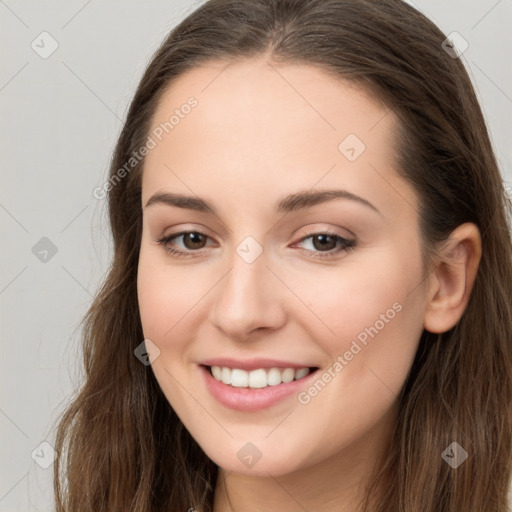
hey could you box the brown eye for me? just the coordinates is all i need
[182,232,207,250]
[311,234,337,251]
[157,231,215,257]
[295,232,356,259]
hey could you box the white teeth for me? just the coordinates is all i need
[210,366,313,388]
[221,367,231,385]
[211,366,222,380]
[281,368,295,383]
[230,368,248,387]
[248,369,267,388]
[267,367,282,386]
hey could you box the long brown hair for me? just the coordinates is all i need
[52,0,512,510]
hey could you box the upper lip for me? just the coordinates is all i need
[200,358,318,372]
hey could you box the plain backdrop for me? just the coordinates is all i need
[1,0,511,510]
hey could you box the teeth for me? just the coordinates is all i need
[211,366,222,380]
[231,368,249,387]
[295,368,309,380]
[267,367,282,386]
[221,367,231,385]
[210,366,313,388]
[281,368,295,383]
[248,368,267,388]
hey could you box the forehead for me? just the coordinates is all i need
[149,57,393,146]
[141,58,414,219]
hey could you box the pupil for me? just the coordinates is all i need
[313,234,336,251]
[185,232,205,249]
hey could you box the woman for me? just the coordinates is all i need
[53,0,512,510]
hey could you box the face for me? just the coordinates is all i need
[137,57,429,477]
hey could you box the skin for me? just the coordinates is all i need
[137,57,481,512]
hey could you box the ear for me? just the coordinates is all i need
[423,223,482,334]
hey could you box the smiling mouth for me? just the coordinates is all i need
[203,365,319,389]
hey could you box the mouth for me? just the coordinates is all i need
[199,363,320,412]
[202,364,319,389]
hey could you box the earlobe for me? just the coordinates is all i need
[423,223,482,334]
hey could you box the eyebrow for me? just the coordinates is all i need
[145,189,381,215]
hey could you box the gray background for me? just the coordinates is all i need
[1,0,511,510]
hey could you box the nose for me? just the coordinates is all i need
[208,246,287,340]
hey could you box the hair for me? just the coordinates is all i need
[52,0,512,510]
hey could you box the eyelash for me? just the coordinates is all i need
[156,230,357,260]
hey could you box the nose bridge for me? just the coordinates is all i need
[209,237,286,337]
[218,242,270,314]
[226,251,264,299]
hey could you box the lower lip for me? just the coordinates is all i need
[200,365,318,412]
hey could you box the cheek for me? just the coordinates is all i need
[138,251,205,339]
[137,253,223,376]
[279,256,424,459]
[287,247,421,339]
[137,255,207,406]
[285,244,425,391]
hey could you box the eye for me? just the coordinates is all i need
[156,231,216,257]
[294,232,356,259]
[156,230,356,259]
